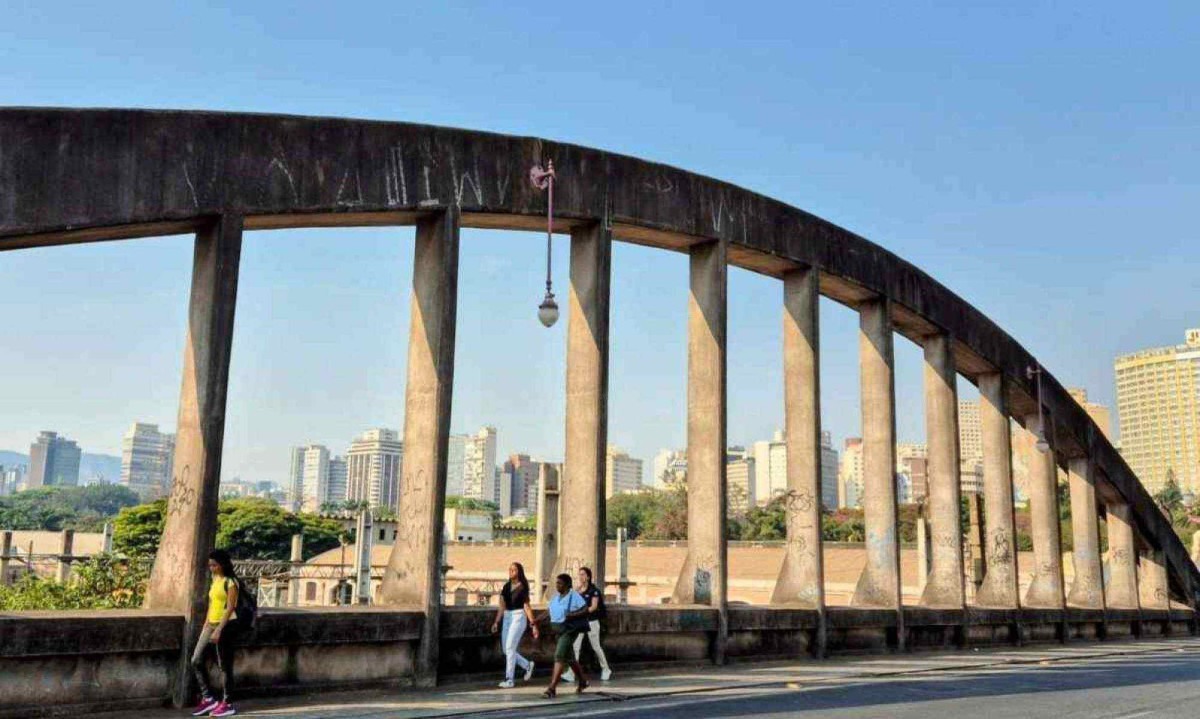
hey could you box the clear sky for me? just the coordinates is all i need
[2,2,1196,485]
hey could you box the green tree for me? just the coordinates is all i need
[112,499,167,556]
[0,484,139,532]
[216,497,300,560]
[1155,471,1184,516]
[296,513,349,559]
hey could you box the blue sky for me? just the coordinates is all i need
[2,2,1196,484]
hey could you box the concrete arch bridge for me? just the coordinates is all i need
[0,109,1194,717]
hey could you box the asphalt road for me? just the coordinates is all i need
[480,648,1200,719]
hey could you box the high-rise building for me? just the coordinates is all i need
[328,455,347,505]
[605,446,644,498]
[726,455,755,514]
[1067,387,1113,440]
[288,447,306,511]
[838,437,863,508]
[820,431,839,510]
[120,423,176,499]
[958,401,982,463]
[503,454,542,516]
[0,465,20,496]
[752,429,788,506]
[462,426,498,503]
[960,459,984,496]
[1115,330,1200,494]
[446,434,467,496]
[28,431,81,488]
[345,428,403,509]
[902,456,928,504]
[651,448,687,488]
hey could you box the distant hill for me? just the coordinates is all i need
[0,450,123,485]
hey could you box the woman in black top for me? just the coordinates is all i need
[491,562,539,688]
[564,566,612,683]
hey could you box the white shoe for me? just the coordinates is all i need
[562,669,575,683]
[498,680,514,689]
[601,668,613,681]
[524,663,535,681]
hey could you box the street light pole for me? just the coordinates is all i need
[530,160,559,328]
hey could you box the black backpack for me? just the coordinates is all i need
[229,577,258,628]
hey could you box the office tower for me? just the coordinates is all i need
[120,422,176,499]
[605,446,644,498]
[328,455,347,505]
[446,434,467,496]
[820,430,839,510]
[28,431,82,488]
[752,429,788,506]
[346,428,403,509]
[288,447,306,511]
[726,455,755,514]
[462,426,498,503]
[838,437,863,508]
[1115,330,1200,493]
[958,400,982,463]
[1067,387,1113,440]
[504,454,542,515]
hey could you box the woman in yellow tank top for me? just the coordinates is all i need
[190,549,242,717]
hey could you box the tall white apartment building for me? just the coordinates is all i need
[120,423,176,499]
[838,437,864,508]
[753,429,788,506]
[346,428,403,509]
[958,400,983,463]
[462,426,498,503]
[820,430,839,509]
[446,434,467,496]
[651,448,687,488]
[726,456,755,513]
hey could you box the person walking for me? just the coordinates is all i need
[491,562,539,688]
[563,566,612,683]
[539,573,590,699]
[190,549,245,717]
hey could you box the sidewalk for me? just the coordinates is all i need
[97,637,1200,719]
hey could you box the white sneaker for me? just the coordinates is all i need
[601,668,613,681]
[562,669,575,683]
[498,680,515,689]
[524,663,535,681]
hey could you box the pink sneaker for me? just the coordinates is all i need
[210,702,237,717]
[191,696,220,716]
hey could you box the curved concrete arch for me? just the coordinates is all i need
[0,107,1194,604]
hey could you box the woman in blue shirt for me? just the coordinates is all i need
[537,573,590,698]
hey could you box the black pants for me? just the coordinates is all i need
[191,622,240,702]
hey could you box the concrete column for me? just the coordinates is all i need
[380,210,459,687]
[1066,458,1105,609]
[851,298,902,620]
[0,531,11,586]
[1104,502,1139,609]
[672,240,728,661]
[553,222,611,589]
[974,373,1019,608]
[57,529,74,583]
[1139,549,1169,609]
[772,266,824,615]
[142,216,242,706]
[1022,413,1065,608]
[534,463,560,599]
[617,527,630,604]
[916,515,931,595]
[102,522,114,553]
[288,534,303,606]
[353,509,373,605]
[919,333,965,608]
[967,493,985,595]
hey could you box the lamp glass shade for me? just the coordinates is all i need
[537,295,559,328]
[1034,432,1050,454]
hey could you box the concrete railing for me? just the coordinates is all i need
[0,604,1194,717]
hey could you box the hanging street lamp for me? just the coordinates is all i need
[1026,365,1050,453]
[530,160,559,328]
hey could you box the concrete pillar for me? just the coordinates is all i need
[141,216,242,706]
[0,531,10,586]
[967,493,985,594]
[1104,502,1139,609]
[553,222,611,590]
[1066,458,1105,609]
[974,373,1019,608]
[353,509,373,605]
[1022,413,1065,608]
[380,210,459,687]
[851,298,902,623]
[534,463,560,599]
[916,514,931,595]
[772,266,824,615]
[672,240,728,661]
[102,522,114,553]
[57,529,74,583]
[919,333,965,608]
[289,533,303,606]
[1139,549,1169,609]
[617,527,630,604]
